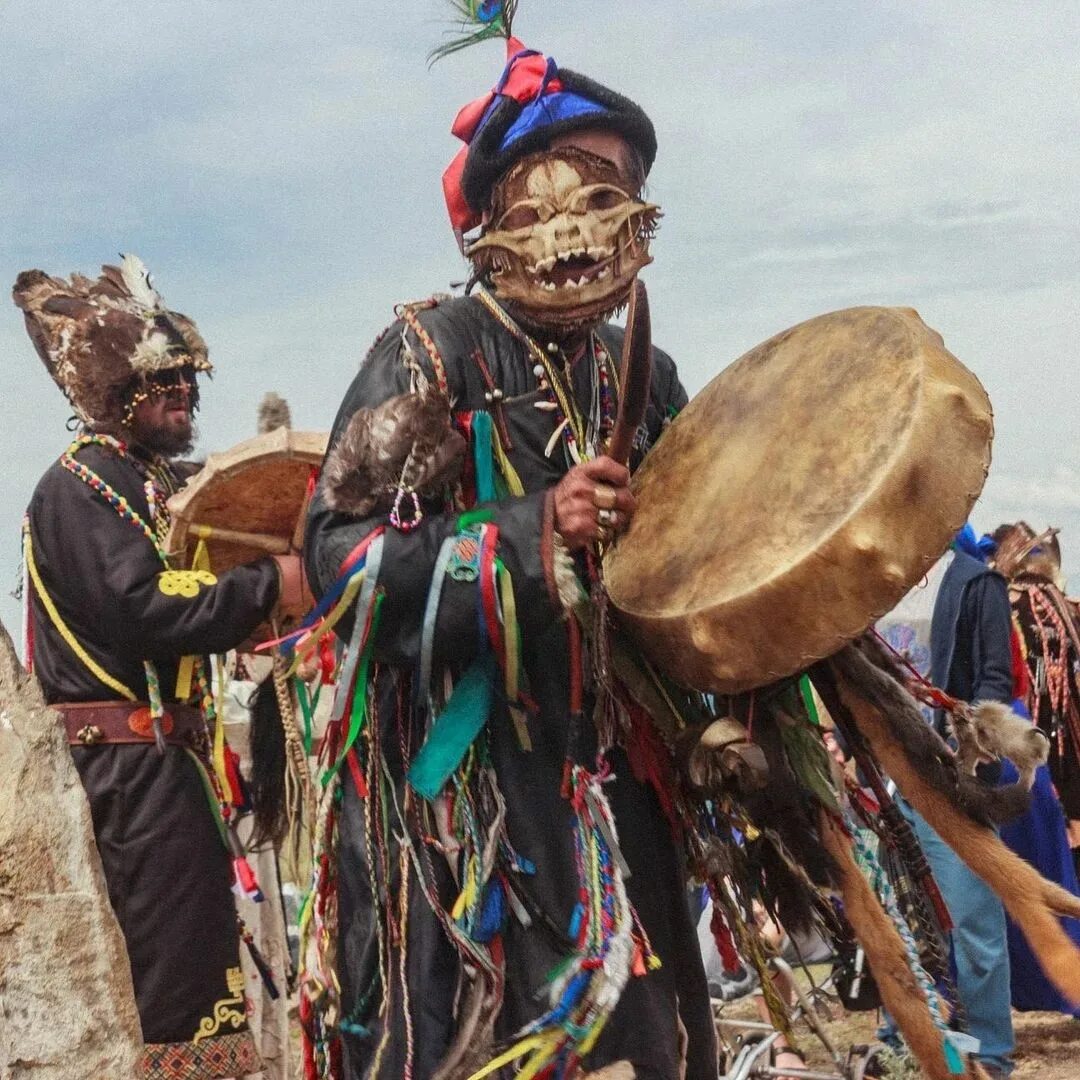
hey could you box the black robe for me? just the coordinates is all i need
[305,294,717,1079]
[26,440,279,1078]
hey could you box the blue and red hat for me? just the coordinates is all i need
[442,38,657,237]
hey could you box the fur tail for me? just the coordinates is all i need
[818,811,973,1080]
[824,646,1080,1006]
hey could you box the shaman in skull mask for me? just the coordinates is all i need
[467,146,660,331]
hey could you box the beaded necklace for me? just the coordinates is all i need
[59,433,176,564]
[59,433,181,724]
[55,431,266,910]
[475,289,619,465]
[59,435,214,731]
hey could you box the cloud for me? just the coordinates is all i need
[1,0,1078,635]
[985,467,1080,515]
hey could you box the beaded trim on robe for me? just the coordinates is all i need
[139,1030,261,1080]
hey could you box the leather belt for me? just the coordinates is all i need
[56,700,206,748]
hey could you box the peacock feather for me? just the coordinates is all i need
[429,0,518,63]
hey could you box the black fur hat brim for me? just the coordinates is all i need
[461,69,657,215]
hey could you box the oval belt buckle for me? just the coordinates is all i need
[128,707,174,754]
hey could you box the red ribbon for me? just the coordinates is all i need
[442,38,564,236]
[479,524,503,658]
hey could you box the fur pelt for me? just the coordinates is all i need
[818,811,978,1080]
[248,677,288,848]
[321,383,467,517]
[257,391,292,434]
[12,256,209,425]
[739,708,838,936]
[823,644,1080,1008]
[833,639,1030,826]
[953,700,1049,789]
[860,633,1050,792]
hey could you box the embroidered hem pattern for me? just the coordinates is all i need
[139,1030,261,1080]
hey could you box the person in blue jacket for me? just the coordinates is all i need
[879,527,1016,1079]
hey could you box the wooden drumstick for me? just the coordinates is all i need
[187,524,292,555]
[607,278,652,468]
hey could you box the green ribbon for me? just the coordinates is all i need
[458,507,495,530]
[295,677,319,756]
[408,655,495,800]
[799,674,820,725]
[472,411,497,503]
[321,593,384,787]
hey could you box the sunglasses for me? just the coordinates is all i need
[150,365,198,392]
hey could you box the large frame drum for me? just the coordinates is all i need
[604,306,993,693]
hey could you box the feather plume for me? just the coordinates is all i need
[13,259,210,425]
[429,0,518,64]
[322,385,467,517]
[119,253,163,312]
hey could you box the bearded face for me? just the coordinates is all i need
[468,147,660,332]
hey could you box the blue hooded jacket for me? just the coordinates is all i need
[930,548,1014,730]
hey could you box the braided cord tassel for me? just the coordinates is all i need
[849,819,969,1072]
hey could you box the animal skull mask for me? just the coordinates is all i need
[468,147,660,331]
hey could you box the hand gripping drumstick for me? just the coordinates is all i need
[607,279,652,468]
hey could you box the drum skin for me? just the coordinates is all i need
[603,306,993,693]
[166,426,327,573]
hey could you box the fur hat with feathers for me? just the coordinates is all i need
[12,255,211,426]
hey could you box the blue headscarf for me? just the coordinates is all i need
[952,522,997,564]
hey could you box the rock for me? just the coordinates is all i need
[0,619,141,1078]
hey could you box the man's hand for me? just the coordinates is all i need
[553,455,636,552]
[273,554,314,619]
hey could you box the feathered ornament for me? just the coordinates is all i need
[321,383,467,518]
[429,0,518,63]
[12,258,210,426]
[118,253,164,312]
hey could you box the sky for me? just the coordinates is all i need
[1,0,1077,638]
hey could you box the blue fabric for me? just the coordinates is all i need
[499,91,608,151]
[953,523,983,561]
[879,547,1019,1072]
[952,523,1000,563]
[930,552,1014,742]
[902,798,1016,1075]
[999,752,1080,1015]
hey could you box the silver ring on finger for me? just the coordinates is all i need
[597,507,616,527]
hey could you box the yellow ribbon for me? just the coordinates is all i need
[492,435,525,497]
[211,655,232,800]
[451,854,478,921]
[23,529,137,701]
[497,564,530,751]
[464,1031,561,1080]
[175,533,214,700]
[284,572,365,677]
[577,1012,610,1057]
